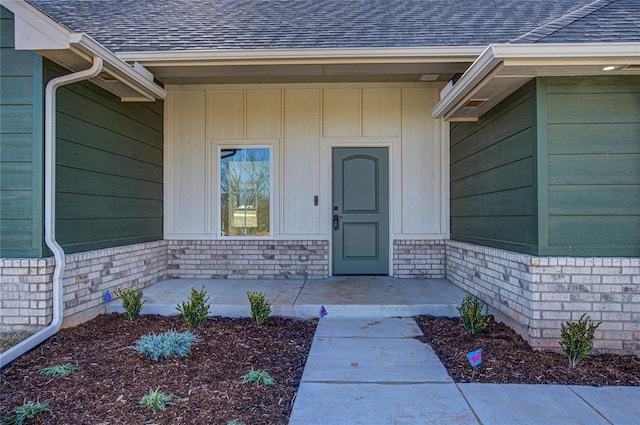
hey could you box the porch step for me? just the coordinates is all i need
[106,276,467,319]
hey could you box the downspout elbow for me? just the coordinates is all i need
[1,57,104,369]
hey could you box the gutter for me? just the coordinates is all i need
[1,0,166,101]
[117,46,484,66]
[432,42,640,120]
[0,57,104,369]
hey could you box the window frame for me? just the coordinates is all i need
[217,144,274,240]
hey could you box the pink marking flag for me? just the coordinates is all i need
[319,305,328,318]
[466,348,483,367]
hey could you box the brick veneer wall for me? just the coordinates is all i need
[446,240,640,355]
[393,240,446,278]
[167,240,329,279]
[0,258,53,331]
[0,241,168,332]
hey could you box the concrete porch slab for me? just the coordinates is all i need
[294,277,465,318]
[458,383,611,425]
[107,278,305,317]
[107,276,467,319]
[569,386,640,425]
[301,337,451,383]
[288,383,478,425]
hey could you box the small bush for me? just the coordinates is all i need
[241,368,276,386]
[138,388,181,413]
[115,287,145,321]
[247,291,278,325]
[131,330,200,361]
[176,286,211,328]
[2,400,52,425]
[37,362,79,377]
[560,314,601,367]
[457,294,490,335]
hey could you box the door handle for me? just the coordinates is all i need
[333,214,342,231]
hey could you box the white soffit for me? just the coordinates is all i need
[117,47,482,85]
[432,43,640,121]
[1,0,166,101]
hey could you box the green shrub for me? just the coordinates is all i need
[37,362,79,377]
[2,400,52,425]
[560,314,601,367]
[131,330,200,361]
[457,294,490,335]
[176,286,211,328]
[241,368,276,386]
[138,388,181,413]
[115,287,145,321]
[247,291,278,325]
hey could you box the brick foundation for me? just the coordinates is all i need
[393,240,446,278]
[446,240,640,356]
[2,238,638,355]
[167,240,329,279]
[0,241,168,332]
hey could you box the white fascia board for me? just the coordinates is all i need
[431,42,640,119]
[2,0,165,100]
[117,46,485,65]
[1,0,70,49]
[491,42,640,60]
[69,33,167,100]
[431,45,500,119]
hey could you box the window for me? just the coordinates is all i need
[220,147,271,237]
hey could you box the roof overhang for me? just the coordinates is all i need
[432,43,640,121]
[117,47,483,85]
[1,0,166,101]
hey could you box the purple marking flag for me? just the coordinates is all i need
[103,289,112,302]
[320,305,328,318]
[466,348,483,367]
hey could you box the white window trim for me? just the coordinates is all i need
[217,144,274,240]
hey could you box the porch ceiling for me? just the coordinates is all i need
[139,62,473,84]
[115,47,481,85]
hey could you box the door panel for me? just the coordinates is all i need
[332,148,389,275]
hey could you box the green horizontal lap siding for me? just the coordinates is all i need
[45,61,164,253]
[0,7,45,257]
[543,76,640,256]
[450,81,538,254]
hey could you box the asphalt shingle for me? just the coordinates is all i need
[512,0,640,43]
[25,0,639,53]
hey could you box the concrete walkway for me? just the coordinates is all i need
[289,318,640,425]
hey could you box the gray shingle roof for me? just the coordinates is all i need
[512,0,640,43]
[26,0,639,53]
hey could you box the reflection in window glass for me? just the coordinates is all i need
[220,148,270,237]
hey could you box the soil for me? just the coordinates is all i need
[1,314,316,425]
[415,315,640,386]
[3,314,640,425]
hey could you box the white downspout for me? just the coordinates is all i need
[1,57,103,368]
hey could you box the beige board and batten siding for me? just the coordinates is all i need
[164,83,449,240]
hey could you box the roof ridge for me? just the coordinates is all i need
[509,0,617,43]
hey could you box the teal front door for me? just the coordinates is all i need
[332,147,389,275]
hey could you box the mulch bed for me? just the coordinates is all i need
[1,314,317,425]
[4,314,640,424]
[415,315,640,386]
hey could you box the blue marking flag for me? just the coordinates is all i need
[319,305,328,318]
[466,348,483,367]
[103,289,112,302]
